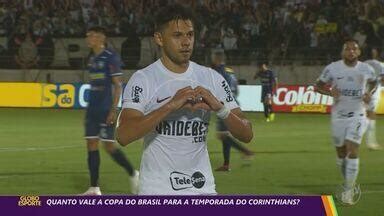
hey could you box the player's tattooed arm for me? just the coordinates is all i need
[318,81,341,104]
[107,76,122,125]
[367,79,378,95]
[223,108,253,143]
[117,87,195,145]
[315,80,332,96]
[316,80,341,103]
[363,79,378,104]
[194,86,253,143]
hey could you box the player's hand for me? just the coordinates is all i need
[330,86,340,100]
[167,86,196,111]
[106,109,117,125]
[362,93,372,104]
[194,86,223,112]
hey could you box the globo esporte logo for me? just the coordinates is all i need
[170,171,206,190]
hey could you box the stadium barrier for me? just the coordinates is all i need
[1,82,383,114]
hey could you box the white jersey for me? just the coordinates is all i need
[318,60,376,119]
[364,59,384,76]
[122,60,239,195]
[365,59,384,100]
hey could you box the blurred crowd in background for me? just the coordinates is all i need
[0,0,384,69]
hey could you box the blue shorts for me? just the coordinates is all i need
[261,87,272,103]
[85,109,115,142]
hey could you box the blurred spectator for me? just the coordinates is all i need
[353,27,367,49]
[222,28,238,64]
[316,15,328,25]
[121,30,141,69]
[0,0,382,66]
[223,28,238,51]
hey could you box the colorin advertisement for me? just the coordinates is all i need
[1,83,383,114]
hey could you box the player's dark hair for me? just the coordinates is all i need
[343,38,359,47]
[257,60,269,66]
[154,4,195,32]
[87,26,107,36]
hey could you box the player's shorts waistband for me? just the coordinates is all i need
[334,112,364,119]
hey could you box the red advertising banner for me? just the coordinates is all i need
[272,85,333,113]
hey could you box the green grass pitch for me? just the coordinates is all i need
[0,108,383,215]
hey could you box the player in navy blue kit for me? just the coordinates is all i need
[254,61,278,122]
[82,26,138,195]
[211,49,254,171]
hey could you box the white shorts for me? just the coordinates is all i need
[331,117,368,147]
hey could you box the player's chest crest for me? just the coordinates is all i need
[89,58,105,70]
[338,72,364,85]
[96,61,105,69]
[347,76,354,82]
[354,74,364,85]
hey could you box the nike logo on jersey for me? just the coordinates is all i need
[157,96,171,103]
[337,77,344,80]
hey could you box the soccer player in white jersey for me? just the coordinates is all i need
[316,39,377,205]
[364,47,384,150]
[116,4,253,195]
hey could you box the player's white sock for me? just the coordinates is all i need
[344,157,359,190]
[336,157,345,178]
[366,120,377,145]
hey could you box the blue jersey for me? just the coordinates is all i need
[257,70,276,90]
[212,64,238,97]
[87,48,123,111]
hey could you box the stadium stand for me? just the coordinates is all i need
[0,0,383,81]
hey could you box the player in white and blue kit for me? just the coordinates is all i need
[316,39,377,205]
[116,5,253,195]
[364,47,384,150]
[82,26,138,195]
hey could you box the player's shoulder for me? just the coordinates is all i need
[191,61,226,86]
[190,61,218,77]
[190,61,211,72]
[327,60,342,68]
[324,60,344,74]
[358,61,370,67]
[129,60,161,82]
[357,61,374,72]
[367,59,384,69]
[140,60,158,73]
[103,48,118,57]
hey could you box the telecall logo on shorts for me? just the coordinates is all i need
[170,171,206,190]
